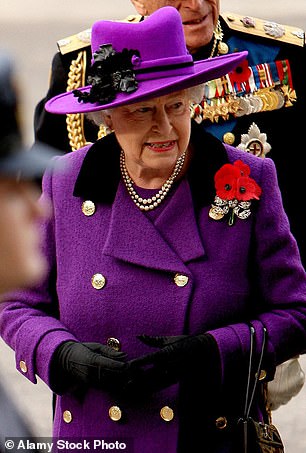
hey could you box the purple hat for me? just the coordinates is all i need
[46,7,247,114]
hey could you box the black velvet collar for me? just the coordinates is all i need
[73,122,229,207]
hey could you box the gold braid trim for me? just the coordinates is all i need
[66,50,111,150]
[98,124,111,139]
[66,50,87,151]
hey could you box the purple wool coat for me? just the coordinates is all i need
[1,126,306,453]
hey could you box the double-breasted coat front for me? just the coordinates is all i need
[1,125,306,452]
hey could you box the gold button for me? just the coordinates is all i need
[174,274,189,287]
[223,132,235,145]
[127,14,137,22]
[257,369,267,381]
[63,410,73,423]
[160,406,174,422]
[109,406,122,422]
[216,416,228,430]
[218,41,229,55]
[82,200,96,216]
[107,337,121,351]
[227,14,236,22]
[19,361,27,373]
[91,273,106,290]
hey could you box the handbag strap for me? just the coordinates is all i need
[243,326,267,419]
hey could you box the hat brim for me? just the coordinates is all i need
[0,142,62,179]
[46,51,247,114]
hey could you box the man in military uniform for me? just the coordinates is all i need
[34,0,306,268]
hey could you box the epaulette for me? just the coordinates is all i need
[222,12,305,47]
[57,14,143,55]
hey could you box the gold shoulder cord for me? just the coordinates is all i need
[66,50,108,151]
[66,50,87,151]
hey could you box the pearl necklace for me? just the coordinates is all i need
[120,149,187,211]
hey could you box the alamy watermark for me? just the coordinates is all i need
[4,438,134,452]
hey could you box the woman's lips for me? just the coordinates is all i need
[145,140,176,152]
[182,16,206,26]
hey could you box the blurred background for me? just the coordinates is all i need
[0,0,305,450]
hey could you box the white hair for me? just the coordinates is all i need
[86,110,111,128]
[188,84,205,104]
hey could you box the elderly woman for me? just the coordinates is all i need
[1,7,306,453]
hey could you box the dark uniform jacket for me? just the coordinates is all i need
[34,12,306,267]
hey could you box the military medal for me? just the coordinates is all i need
[190,57,296,124]
[236,97,253,117]
[281,85,297,107]
[268,90,281,110]
[275,90,285,109]
[248,94,263,113]
[237,123,271,158]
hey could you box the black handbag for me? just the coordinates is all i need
[238,326,284,453]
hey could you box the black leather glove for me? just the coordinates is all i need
[128,333,220,395]
[50,341,131,395]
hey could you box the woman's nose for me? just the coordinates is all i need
[182,0,203,11]
[152,109,172,135]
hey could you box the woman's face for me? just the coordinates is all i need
[133,0,220,53]
[0,179,49,295]
[106,90,191,182]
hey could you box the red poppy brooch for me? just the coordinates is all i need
[209,160,262,226]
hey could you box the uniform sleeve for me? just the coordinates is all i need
[0,163,78,387]
[34,52,71,151]
[208,156,306,386]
